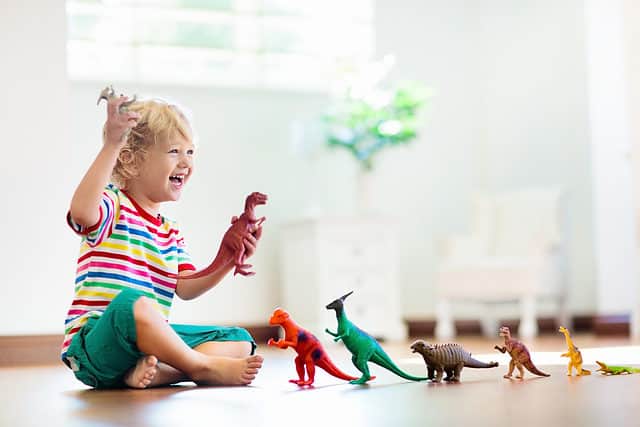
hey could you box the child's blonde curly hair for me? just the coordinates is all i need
[111,99,193,189]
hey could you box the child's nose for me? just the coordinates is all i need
[179,154,193,168]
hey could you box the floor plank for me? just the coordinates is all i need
[1,335,639,427]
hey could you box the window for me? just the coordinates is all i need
[66,0,375,91]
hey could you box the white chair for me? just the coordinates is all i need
[434,188,569,340]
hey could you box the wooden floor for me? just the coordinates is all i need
[2,334,639,427]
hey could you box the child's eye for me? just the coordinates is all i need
[187,149,195,155]
[169,148,179,154]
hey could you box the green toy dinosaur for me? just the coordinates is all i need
[325,291,428,385]
[595,361,640,375]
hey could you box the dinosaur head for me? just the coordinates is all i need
[97,85,115,106]
[245,192,268,214]
[410,340,427,354]
[325,291,354,312]
[498,326,511,338]
[268,308,290,325]
[558,326,568,334]
[595,361,608,373]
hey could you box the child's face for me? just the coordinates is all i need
[134,133,195,204]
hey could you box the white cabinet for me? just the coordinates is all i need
[279,217,406,342]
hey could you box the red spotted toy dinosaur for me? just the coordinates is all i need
[267,308,359,386]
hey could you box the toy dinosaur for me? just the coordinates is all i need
[267,308,359,386]
[325,291,428,385]
[179,192,267,279]
[595,361,640,375]
[97,85,137,113]
[494,326,550,379]
[410,340,498,382]
[558,326,591,376]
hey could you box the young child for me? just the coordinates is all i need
[62,93,264,389]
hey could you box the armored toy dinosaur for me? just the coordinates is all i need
[595,361,640,375]
[494,326,550,379]
[325,291,428,385]
[267,308,358,386]
[558,326,591,376]
[410,340,498,382]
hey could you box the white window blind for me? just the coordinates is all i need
[66,0,375,91]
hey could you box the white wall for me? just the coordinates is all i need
[1,0,636,335]
[376,0,600,317]
[479,0,598,313]
[584,0,638,315]
[0,0,77,334]
[374,0,487,317]
[626,0,640,336]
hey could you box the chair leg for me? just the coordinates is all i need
[480,307,498,338]
[519,295,538,339]
[632,307,640,339]
[435,299,455,340]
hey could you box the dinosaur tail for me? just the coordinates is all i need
[370,350,428,382]
[465,358,499,369]
[316,356,359,381]
[523,360,550,377]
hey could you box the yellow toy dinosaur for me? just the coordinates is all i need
[558,326,591,376]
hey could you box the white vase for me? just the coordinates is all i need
[356,169,375,216]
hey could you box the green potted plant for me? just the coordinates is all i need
[323,56,429,172]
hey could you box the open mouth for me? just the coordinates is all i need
[169,174,186,188]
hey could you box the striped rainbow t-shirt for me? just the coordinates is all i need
[61,184,196,360]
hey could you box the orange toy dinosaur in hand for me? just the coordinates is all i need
[267,308,359,386]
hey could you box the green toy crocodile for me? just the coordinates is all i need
[325,291,428,385]
[595,361,640,375]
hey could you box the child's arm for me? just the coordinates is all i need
[69,96,139,228]
[175,224,262,300]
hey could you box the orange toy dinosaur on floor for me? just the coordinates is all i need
[267,308,360,386]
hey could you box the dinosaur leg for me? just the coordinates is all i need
[443,368,454,382]
[451,363,463,382]
[567,362,574,376]
[427,366,436,381]
[299,359,316,386]
[433,367,443,383]
[350,354,373,385]
[504,360,515,379]
[289,356,306,385]
[503,359,516,378]
[515,363,525,379]
[578,364,591,376]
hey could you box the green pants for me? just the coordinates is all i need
[65,288,256,388]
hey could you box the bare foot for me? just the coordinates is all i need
[124,355,158,388]
[193,354,264,386]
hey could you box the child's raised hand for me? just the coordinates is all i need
[103,96,140,146]
[217,220,263,276]
[242,224,262,259]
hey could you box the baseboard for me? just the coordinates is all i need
[0,324,280,367]
[0,335,64,366]
[404,314,630,338]
[1,317,628,367]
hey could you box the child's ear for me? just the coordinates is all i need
[119,148,135,166]
[119,149,140,175]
